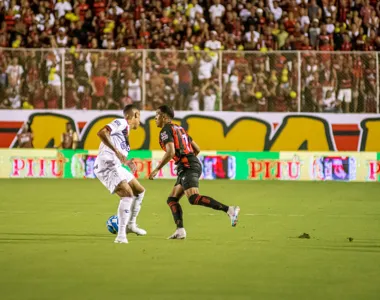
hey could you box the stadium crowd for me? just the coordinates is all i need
[0,0,379,112]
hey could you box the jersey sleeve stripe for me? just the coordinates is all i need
[171,126,180,150]
[179,131,190,154]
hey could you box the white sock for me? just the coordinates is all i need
[128,191,145,227]
[117,197,133,237]
[227,206,234,215]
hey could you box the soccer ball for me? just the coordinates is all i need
[106,215,119,234]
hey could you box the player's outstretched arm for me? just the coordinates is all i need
[97,127,128,164]
[149,142,175,180]
[191,140,200,156]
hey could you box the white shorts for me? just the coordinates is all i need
[128,89,141,102]
[338,88,352,103]
[189,100,200,111]
[231,87,240,97]
[94,155,134,194]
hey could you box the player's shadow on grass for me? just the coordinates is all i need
[0,232,184,242]
[0,232,111,242]
[0,232,110,237]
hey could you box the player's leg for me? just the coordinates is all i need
[183,167,240,227]
[185,186,228,211]
[114,180,135,244]
[185,187,240,227]
[94,157,134,243]
[127,178,147,235]
[167,183,187,239]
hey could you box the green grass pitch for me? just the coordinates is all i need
[0,179,380,300]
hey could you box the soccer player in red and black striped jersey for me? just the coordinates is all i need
[149,105,240,239]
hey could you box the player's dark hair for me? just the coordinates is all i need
[158,105,174,119]
[123,104,139,115]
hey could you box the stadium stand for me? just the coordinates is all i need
[0,0,379,112]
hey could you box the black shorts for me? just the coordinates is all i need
[175,162,202,190]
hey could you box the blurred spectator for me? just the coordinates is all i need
[340,33,352,50]
[201,81,219,111]
[80,85,93,109]
[188,86,201,111]
[309,19,321,48]
[47,64,62,99]
[269,0,283,22]
[30,81,46,109]
[199,53,213,79]
[337,67,353,113]
[119,87,132,107]
[3,87,21,108]
[362,56,377,112]
[205,31,222,50]
[91,69,108,109]
[276,23,290,49]
[56,27,69,47]
[127,72,142,109]
[209,0,225,24]
[65,78,80,109]
[255,77,271,112]
[299,7,310,31]
[322,89,342,113]
[55,0,73,19]
[308,0,322,21]
[60,122,79,149]
[6,57,23,93]
[17,123,34,148]
[45,85,60,109]
[177,59,193,110]
[0,0,377,113]
[146,68,164,110]
[245,24,260,49]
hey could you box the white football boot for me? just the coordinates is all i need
[228,206,240,227]
[168,228,187,239]
[127,225,147,236]
[114,236,128,244]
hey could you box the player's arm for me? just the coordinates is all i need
[149,142,175,180]
[97,127,117,152]
[156,142,175,170]
[191,140,200,156]
[97,126,127,164]
[149,128,175,180]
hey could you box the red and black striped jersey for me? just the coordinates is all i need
[159,123,196,168]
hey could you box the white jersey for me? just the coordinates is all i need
[188,92,200,111]
[98,118,131,162]
[204,94,216,111]
[198,59,213,80]
[323,92,336,109]
[229,75,239,91]
[128,79,141,102]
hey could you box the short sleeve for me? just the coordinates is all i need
[106,119,128,134]
[160,125,174,145]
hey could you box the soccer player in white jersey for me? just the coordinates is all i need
[94,104,147,244]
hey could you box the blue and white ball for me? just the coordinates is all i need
[106,215,119,234]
